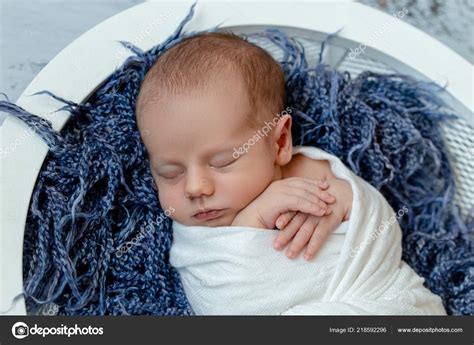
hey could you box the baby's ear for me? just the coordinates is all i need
[273,114,293,166]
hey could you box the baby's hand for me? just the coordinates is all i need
[231,177,336,229]
[273,178,352,261]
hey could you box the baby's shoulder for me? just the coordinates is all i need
[282,153,334,181]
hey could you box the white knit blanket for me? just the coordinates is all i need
[169,146,446,315]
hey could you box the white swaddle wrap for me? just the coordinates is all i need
[169,146,446,315]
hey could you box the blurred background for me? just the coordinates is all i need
[0,0,472,110]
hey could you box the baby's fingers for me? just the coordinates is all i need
[304,216,340,261]
[318,189,336,204]
[286,194,327,216]
[283,177,334,206]
[274,212,307,250]
[276,211,296,229]
[286,216,320,259]
[312,180,335,204]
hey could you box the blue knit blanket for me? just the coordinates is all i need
[1,4,472,315]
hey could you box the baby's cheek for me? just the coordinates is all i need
[151,173,185,221]
[157,188,183,219]
[236,173,273,206]
[157,190,172,211]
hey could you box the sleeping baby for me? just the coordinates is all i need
[135,32,446,315]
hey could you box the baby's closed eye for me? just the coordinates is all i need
[155,166,184,179]
[209,154,238,168]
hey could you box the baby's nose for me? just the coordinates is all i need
[185,176,214,199]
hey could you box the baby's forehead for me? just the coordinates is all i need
[138,71,252,122]
[138,63,245,110]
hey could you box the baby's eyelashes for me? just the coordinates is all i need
[156,167,185,179]
[209,155,238,168]
[154,154,239,179]
[157,173,182,180]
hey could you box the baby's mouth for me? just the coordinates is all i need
[193,208,225,221]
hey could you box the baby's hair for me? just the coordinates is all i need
[136,31,286,128]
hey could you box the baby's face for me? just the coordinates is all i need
[138,76,279,226]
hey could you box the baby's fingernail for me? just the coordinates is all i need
[274,240,283,250]
[276,220,284,228]
[304,253,312,261]
[287,250,296,259]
